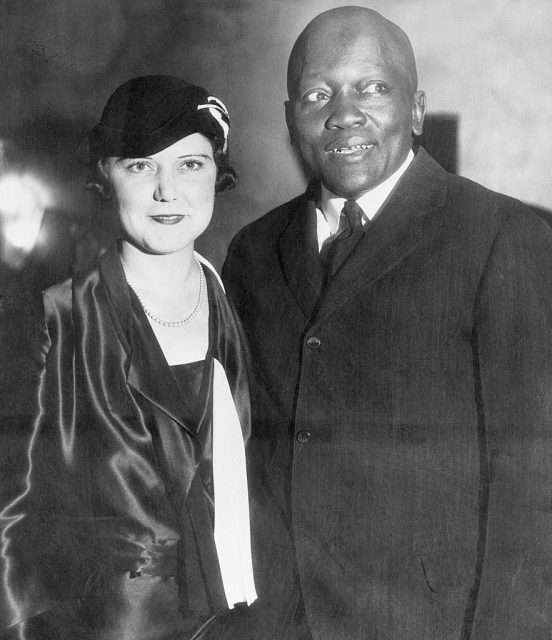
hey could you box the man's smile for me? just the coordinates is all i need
[327,143,375,155]
[325,137,376,156]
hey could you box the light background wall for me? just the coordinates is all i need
[1,0,550,268]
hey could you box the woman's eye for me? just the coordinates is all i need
[303,90,330,103]
[127,161,153,173]
[181,160,203,171]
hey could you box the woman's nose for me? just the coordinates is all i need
[325,91,367,130]
[153,170,178,202]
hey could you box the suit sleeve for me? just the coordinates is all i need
[472,210,552,638]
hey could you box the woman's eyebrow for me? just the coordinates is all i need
[177,153,212,159]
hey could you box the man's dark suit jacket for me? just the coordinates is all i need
[222,148,552,639]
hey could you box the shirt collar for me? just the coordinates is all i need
[317,149,415,242]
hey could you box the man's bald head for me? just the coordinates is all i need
[287,6,418,100]
[284,5,425,198]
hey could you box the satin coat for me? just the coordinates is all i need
[223,148,552,639]
[0,244,251,640]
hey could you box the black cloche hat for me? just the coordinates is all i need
[86,75,230,162]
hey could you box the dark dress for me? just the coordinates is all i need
[0,244,252,640]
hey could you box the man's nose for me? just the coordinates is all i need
[325,91,367,130]
[153,170,178,202]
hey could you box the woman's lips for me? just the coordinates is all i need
[149,214,186,224]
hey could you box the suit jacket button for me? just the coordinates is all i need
[296,430,311,444]
[306,336,321,349]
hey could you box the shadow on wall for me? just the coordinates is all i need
[416,113,458,174]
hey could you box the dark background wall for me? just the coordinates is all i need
[1,0,551,269]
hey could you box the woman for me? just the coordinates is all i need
[0,75,256,640]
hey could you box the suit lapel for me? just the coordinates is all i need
[313,148,448,326]
[278,186,325,319]
[98,244,198,437]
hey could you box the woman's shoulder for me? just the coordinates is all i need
[40,277,73,321]
[43,276,72,301]
[42,262,102,309]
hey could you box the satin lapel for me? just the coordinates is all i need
[98,244,198,437]
[204,268,251,441]
[278,189,325,319]
[98,243,133,354]
[313,148,448,326]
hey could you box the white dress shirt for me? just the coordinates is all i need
[316,149,414,251]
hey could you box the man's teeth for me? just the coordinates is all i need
[330,144,372,154]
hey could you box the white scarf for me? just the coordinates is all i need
[212,358,257,607]
[195,252,257,607]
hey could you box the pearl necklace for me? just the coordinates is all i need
[127,258,205,328]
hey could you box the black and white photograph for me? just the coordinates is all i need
[1,1,551,638]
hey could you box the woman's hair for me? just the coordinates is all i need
[85,75,238,196]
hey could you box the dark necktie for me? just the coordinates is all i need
[320,199,366,279]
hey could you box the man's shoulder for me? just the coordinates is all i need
[223,192,309,280]
[405,149,551,252]
[435,170,552,261]
[231,192,308,244]
[414,147,534,222]
[448,171,520,208]
[447,171,543,228]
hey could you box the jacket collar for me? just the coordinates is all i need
[98,244,200,437]
[98,245,250,442]
[278,182,325,319]
[278,147,448,326]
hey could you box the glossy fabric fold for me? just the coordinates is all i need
[0,243,252,639]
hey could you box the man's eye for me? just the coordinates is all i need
[361,82,388,95]
[303,90,330,103]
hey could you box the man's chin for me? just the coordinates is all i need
[321,173,382,199]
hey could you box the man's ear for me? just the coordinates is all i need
[412,90,426,137]
[284,100,296,145]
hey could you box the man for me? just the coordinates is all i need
[223,6,552,639]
